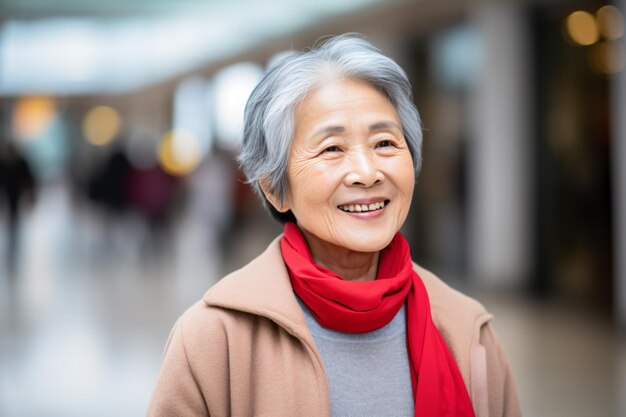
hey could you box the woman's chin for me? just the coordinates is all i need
[336,233,396,253]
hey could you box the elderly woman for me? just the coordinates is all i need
[148,34,521,417]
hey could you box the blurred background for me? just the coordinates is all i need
[0,0,625,415]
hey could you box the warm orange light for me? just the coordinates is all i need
[565,10,599,46]
[12,96,57,141]
[589,40,625,74]
[597,5,625,40]
[82,106,121,146]
[157,130,201,176]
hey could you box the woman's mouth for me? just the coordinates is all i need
[337,200,389,213]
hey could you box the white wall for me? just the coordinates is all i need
[468,1,532,288]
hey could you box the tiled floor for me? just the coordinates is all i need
[481,295,626,417]
[1,183,624,416]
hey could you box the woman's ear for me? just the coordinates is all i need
[259,178,290,213]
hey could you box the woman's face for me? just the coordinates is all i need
[278,78,415,254]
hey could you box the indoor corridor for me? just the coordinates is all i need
[1,182,624,417]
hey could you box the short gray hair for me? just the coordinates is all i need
[237,33,423,222]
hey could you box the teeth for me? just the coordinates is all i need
[338,201,386,212]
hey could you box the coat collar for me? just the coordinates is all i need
[202,236,311,340]
[202,235,492,352]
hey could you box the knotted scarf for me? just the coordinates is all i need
[281,222,475,417]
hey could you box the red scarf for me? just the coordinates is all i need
[281,222,475,417]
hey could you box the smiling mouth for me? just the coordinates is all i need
[337,200,389,213]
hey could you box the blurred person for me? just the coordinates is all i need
[87,147,132,215]
[0,141,36,276]
[126,163,180,255]
[86,147,134,256]
[148,34,520,417]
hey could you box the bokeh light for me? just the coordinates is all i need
[173,77,214,158]
[82,106,121,146]
[565,10,599,46]
[589,40,626,74]
[12,96,57,141]
[212,63,264,151]
[157,129,201,176]
[596,5,625,40]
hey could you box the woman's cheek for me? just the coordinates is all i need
[288,159,333,207]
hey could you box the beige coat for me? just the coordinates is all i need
[147,238,522,417]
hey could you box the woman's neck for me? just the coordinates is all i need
[300,229,380,282]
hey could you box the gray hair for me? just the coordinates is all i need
[237,33,423,222]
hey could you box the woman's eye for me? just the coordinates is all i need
[376,140,393,148]
[323,145,341,153]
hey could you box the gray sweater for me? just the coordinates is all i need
[296,297,414,417]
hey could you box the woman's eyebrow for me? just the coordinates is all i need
[369,121,401,132]
[309,121,400,141]
[310,126,345,140]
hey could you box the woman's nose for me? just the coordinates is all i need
[344,150,384,187]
